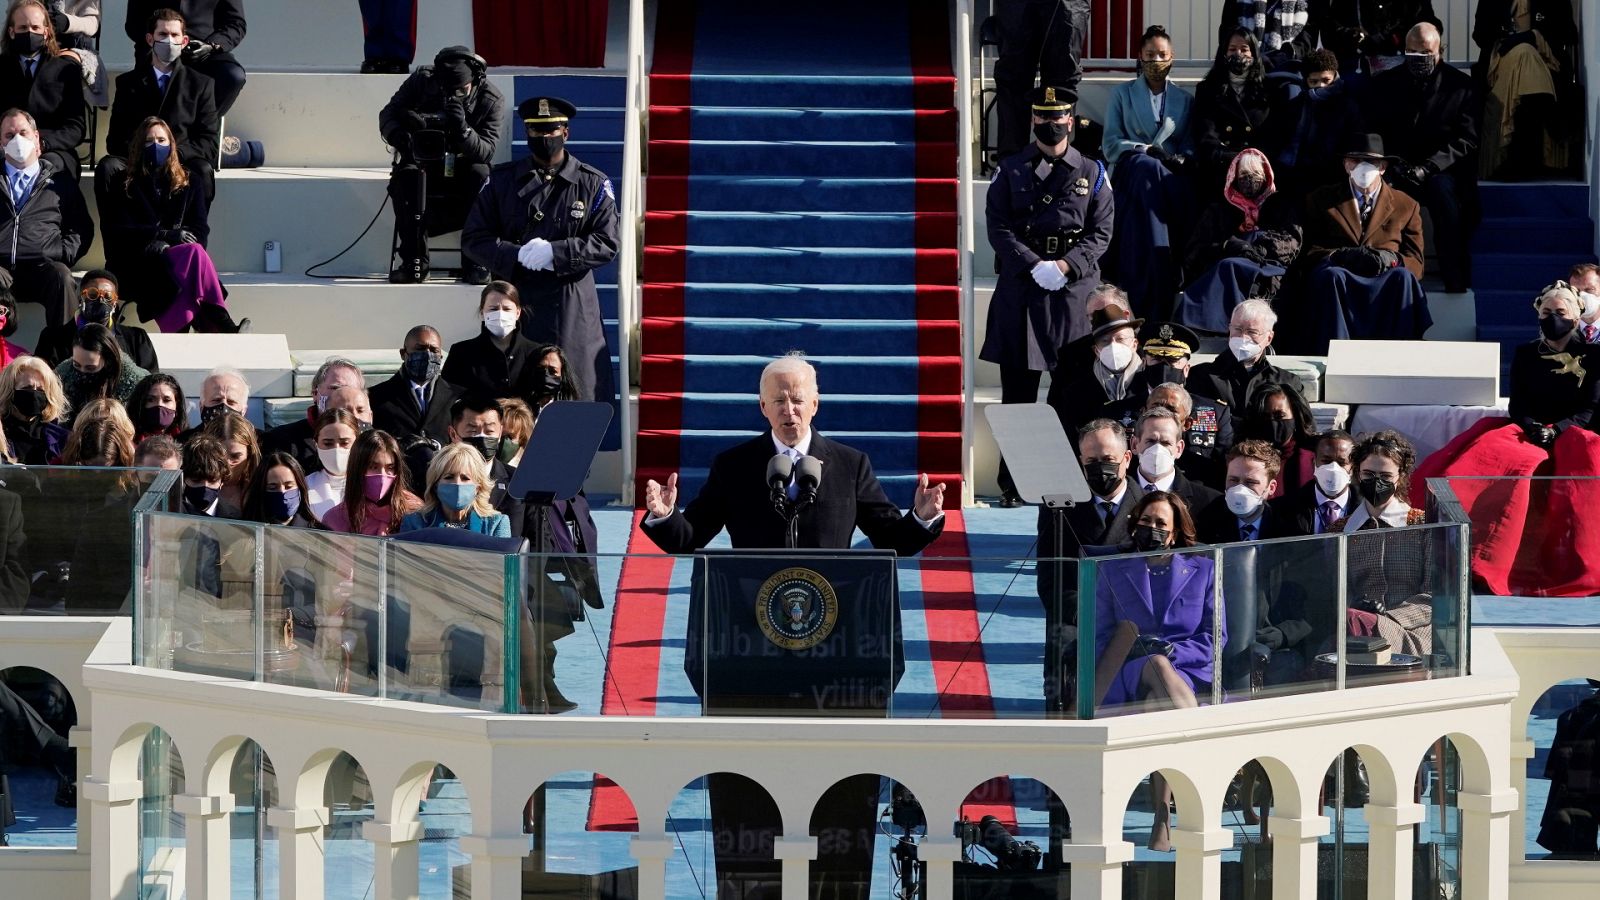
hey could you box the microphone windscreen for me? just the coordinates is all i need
[795,455,823,488]
[766,453,793,488]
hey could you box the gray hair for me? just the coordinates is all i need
[313,357,365,392]
[759,353,817,396]
[1087,283,1130,311]
[1232,298,1278,331]
[1149,383,1193,421]
[203,366,248,393]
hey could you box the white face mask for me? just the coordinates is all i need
[1225,483,1263,518]
[1350,162,1381,190]
[1139,442,1175,478]
[483,310,518,338]
[1097,341,1134,372]
[1315,461,1350,497]
[317,446,350,477]
[1579,291,1600,320]
[3,133,34,167]
[1228,335,1263,362]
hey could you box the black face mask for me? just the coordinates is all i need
[402,349,442,384]
[1267,418,1295,448]
[79,299,114,325]
[536,370,564,398]
[527,132,565,162]
[1232,175,1266,197]
[11,386,45,419]
[1225,54,1250,75]
[1358,476,1396,508]
[464,433,501,462]
[183,483,220,513]
[14,32,45,56]
[1033,121,1071,146]
[1131,524,1171,552]
[76,367,108,385]
[1405,55,1436,80]
[1141,362,1185,389]
[1541,314,1576,341]
[200,403,235,424]
[1083,461,1124,498]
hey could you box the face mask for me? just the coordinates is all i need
[363,472,396,503]
[527,133,565,161]
[317,446,350,476]
[1083,460,1124,498]
[483,310,518,338]
[1541,314,1576,341]
[1097,342,1134,372]
[1350,162,1381,190]
[11,386,45,418]
[497,437,520,463]
[436,481,476,512]
[1032,121,1071,147]
[183,483,219,513]
[13,31,44,56]
[1143,58,1173,80]
[1139,442,1175,478]
[79,299,114,325]
[1580,291,1600,320]
[1405,53,1436,79]
[1315,461,1350,497]
[1265,418,1295,447]
[1358,476,1396,508]
[265,487,301,522]
[1232,175,1265,198]
[1229,336,1263,362]
[402,349,442,384]
[1131,524,1170,552]
[1225,483,1263,517]
[152,36,184,65]
[3,133,33,166]
[1141,362,1185,388]
[463,433,501,462]
[200,403,236,424]
[1225,54,1250,75]
[144,142,171,167]
[139,404,177,433]
[536,370,564,397]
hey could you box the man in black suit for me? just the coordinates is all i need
[1130,405,1221,518]
[0,4,84,179]
[1047,306,1145,439]
[639,354,946,897]
[262,358,367,473]
[1187,299,1302,433]
[1036,417,1143,712]
[125,0,246,115]
[1271,429,1359,536]
[99,7,220,213]
[371,325,457,449]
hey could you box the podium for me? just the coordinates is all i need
[686,549,903,716]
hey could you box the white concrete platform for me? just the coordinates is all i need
[146,332,295,397]
[224,276,485,350]
[1323,339,1502,406]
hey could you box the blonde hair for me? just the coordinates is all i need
[418,442,498,519]
[0,355,69,423]
[500,397,534,446]
[62,400,136,467]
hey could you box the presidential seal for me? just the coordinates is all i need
[755,567,839,650]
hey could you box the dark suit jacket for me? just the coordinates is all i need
[1036,479,1144,611]
[641,431,942,555]
[370,372,458,446]
[126,0,247,51]
[33,320,159,372]
[1302,181,1426,279]
[440,328,546,408]
[1187,352,1304,435]
[1361,62,1478,179]
[1196,500,1294,545]
[1270,479,1360,537]
[106,59,220,168]
[0,488,28,613]
[262,416,319,474]
[1137,469,1221,520]
[0,53,85,157]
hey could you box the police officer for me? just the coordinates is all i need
[462,96,619,406]
[982,85,1114,507]
[1138,320,1232,488]
[993,0,1090,159]
[379,45,505,285]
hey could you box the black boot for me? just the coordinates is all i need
[194,304,248,334]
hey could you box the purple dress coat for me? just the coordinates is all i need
[1094,551,1223,706]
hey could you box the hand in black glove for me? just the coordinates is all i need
[1373,248,1400,269]
[1329,247,1366,270]
[49,11,69,37]
[442,97,469,136]
[1499,31,1538,55]
[183,40,215,63]
[176,230,200,245]
[144,239,171,257]
[400,110,428,133]
[1144,143,1169,161]
[1129,634,1177,660]
[1525,422,1558,449]
[1160,153,1187,174]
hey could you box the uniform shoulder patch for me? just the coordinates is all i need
[602,178,615,202]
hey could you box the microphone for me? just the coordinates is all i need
[794,456,822,507]
[767,453,793,516]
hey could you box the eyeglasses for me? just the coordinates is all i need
[79,288,115,301]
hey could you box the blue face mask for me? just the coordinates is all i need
[145,142,171,166]
[265,487,301,522]
[436,480,476,512]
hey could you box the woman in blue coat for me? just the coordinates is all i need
[1102,25,1197,317]
[399,442,512,537]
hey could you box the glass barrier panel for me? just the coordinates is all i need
[1213,534,1346,702]
[383,540,514,711]
[1340,524,1450,690]
[138,513,262,679]
[0,465,176,616]
[526,549,640,717]
[258,524,383,697]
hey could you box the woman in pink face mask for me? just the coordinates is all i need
[0,294,29,368]
[321,429,420,536]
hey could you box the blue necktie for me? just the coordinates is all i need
[785,449,802,500]
[11,173,28,207]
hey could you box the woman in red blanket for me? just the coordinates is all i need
[1415,281,1600,596]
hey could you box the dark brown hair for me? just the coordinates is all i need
[182,435,229,483]
[1352,429,1417,501]
[243,451,320,527]
[1227,438,1283,481]
[341,429,416,533]
[1127,490,1198,548]
[124,116,190,193]
[479,280,519,311]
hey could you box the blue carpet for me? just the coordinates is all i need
[1471,183,1596,366]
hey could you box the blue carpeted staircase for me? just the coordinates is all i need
[1472,182,1596,367]
[636,0,960,507]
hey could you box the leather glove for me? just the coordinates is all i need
[442,97,469,136]
[1404,164,1431,185]
[1129,634,1177,660]
[144,239,171,256]
[1373,248,1399,269]
[1144,143,1169,161]
[1329,247,1366,270]
[0,265,12,291]
[183,40,215,63]
[399,110,428,133]
[518,237,554,271]
[1255,625,1286,651]
[49,11,69,36]
[1160,153,1187,174]
[1525,422,1558,449]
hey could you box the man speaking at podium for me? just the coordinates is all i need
[640,354,947,553]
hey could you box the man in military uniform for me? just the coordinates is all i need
[379,45,505,284]
[982,85,1114,506]
[463,96,620,405]
[993,0,1090,158]
[1138,320,1232,488]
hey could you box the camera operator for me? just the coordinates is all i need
[378,45,504,285]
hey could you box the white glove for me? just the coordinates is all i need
[1030,259,1064,291]
[518,238,554,271]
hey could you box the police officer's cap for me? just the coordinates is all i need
[520,96,577,129]
[1030,85,1076,115]
[1139,321,1199,360]
[1089,307,1143,342]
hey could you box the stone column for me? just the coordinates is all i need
[917,838,963,900]
[459,834,529,900]
[174,792,235,900]
[772,835,817,899]
[69,726,91,854]
[1170,827,1234,900]
[1366,802,1425,900]
[1268,814,1330,900]
[630,835,674,900]
[267,806,329,900]
[362,819,422,900]
[84,777,142,900]
[1062,840,1135,899]
[1457,789,1518,900]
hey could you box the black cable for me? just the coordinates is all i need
[922,537,1039,717]
[304,191,392,280]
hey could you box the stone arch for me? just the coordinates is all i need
[1325,743,1401,807]
[292,747,366,810]
[104,721,162,783]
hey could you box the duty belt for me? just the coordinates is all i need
[1026,230,1083,259]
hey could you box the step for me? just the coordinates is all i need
[648,106,957,142]
[644,211,956,248]
[642,282,958,320]
[639,430,961,478]
[638,465,960,513]
[1472,217,1595,255]
[648,139,955,178]
[642,245,957,284]
[1477,182,1592,220]
[645,316,959,356]
[643,175,957,213]
[639,391,961,432]
[640,354,960,394]
[1472,253,1580,290]
[650,73,954,110]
